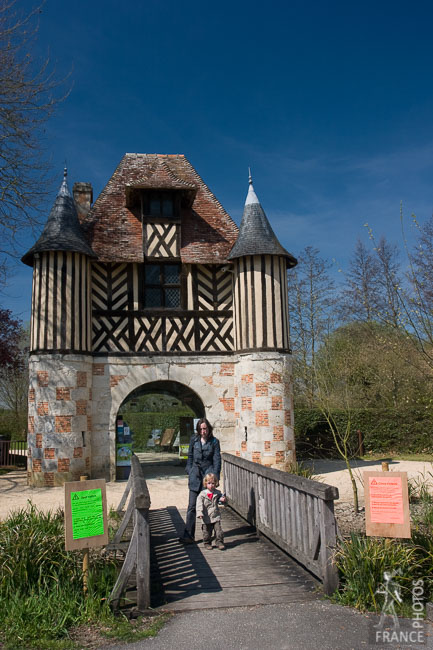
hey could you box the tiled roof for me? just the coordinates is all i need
[22,171,96,266]
[228,177,297,267]
[80,154,239,264]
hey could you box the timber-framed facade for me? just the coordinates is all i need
[23,155,297,486]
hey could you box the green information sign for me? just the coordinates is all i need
[70,488,104,540]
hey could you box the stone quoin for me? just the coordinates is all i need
[22,155,298,486]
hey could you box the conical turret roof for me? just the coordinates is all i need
[228,173,297,267]
[22,169,96,266]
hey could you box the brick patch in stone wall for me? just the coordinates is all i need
[36,433,42,448]
[177,363,186,367]
[203,376,213,385]
[275,451,285,463]
[110,374,126,387]
[234,386,238,397]
[28,416,34,433]
[255,411,269,426]
[93,364,105,376]
[44,448,55,459]
[256,383,268,396]
[29,388,35,402]
[264,440,271,451]
[252,451,261,463]
[241,440,247,451]
[58,458,70,472]
[56,387,70,401]
[33,459,41,472]
[85,456,90,469]
[219,398,234,412]
[234,411,240,418]
[55,415,71,433]
[74,447,83,458]
[220,362,234,376]
[241,374,253,383]
[241,397,252,410]
[37,371,49,387]
[44,473,54,486]
[271,396,283,410]
[270,372,282,383]
[284,410,291,426]
[88,389,92,401]
[37,402,49,416]
[76,399,87,415]
[87,415,92,431]
[76,371,87,388]
[273,425,284,441]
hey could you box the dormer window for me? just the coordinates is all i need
[143,191,180,220]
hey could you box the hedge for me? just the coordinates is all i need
[295,407,433,458]
[121,409,194,451]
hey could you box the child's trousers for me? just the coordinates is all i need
[202,521,224,543]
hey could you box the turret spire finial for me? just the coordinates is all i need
[64,166,67,179]
[248,167,252,185]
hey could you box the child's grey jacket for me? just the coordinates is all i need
[196,488,223,523]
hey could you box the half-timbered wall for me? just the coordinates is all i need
[31,252,91,353]
[144,223,180,258]
[91,262,234,354]
[233,255,290,352]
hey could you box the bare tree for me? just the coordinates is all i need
[0,1,66,284]
[287,246,336,406]
[339,238,380,323]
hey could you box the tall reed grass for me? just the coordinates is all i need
[0,503,118,649]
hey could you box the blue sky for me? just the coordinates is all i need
[4,0,433,321]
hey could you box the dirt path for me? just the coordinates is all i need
[0,459,431,520]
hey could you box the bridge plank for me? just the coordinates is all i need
[149,506,320,612]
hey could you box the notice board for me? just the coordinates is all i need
[364,471,411,538]
[64,479,108,550]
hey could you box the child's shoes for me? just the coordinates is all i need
[203,542,212,550]
[216,542,225,550]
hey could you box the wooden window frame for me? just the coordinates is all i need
[142,262,186,310]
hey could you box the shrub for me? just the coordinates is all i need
[295,407,433,457]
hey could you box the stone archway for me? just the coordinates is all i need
[115,380,205,476]
[90,357,237,481]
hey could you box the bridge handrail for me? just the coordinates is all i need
[109,454,151,612]
[222,452,339,595]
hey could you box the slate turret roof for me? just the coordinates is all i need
[22,169,96,266]
[228,173,297,267]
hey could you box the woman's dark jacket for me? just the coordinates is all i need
[186,434,221,492]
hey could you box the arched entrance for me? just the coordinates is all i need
[115,381,205,479]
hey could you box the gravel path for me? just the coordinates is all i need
[0,459,431,521]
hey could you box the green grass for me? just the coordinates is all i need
[0,503,167,649]
[360,452,433,462]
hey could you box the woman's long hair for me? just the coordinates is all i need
[195,417,213,437]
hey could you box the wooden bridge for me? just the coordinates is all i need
[109,453,339,613]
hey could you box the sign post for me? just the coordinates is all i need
[364,471,411,538]
[65,478,109,593]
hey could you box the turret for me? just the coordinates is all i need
[228,173,297,352]
[22,169,96,353]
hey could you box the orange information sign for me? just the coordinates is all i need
[364,471,410,538]
[369,475,404,524]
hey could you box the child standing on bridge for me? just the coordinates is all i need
[197,473,226,550]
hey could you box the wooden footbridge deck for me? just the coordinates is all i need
[109,453,340,613]
[149,506,320,611]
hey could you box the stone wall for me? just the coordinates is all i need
[27,351,295,485]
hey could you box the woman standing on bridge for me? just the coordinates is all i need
[179,418,221,544]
